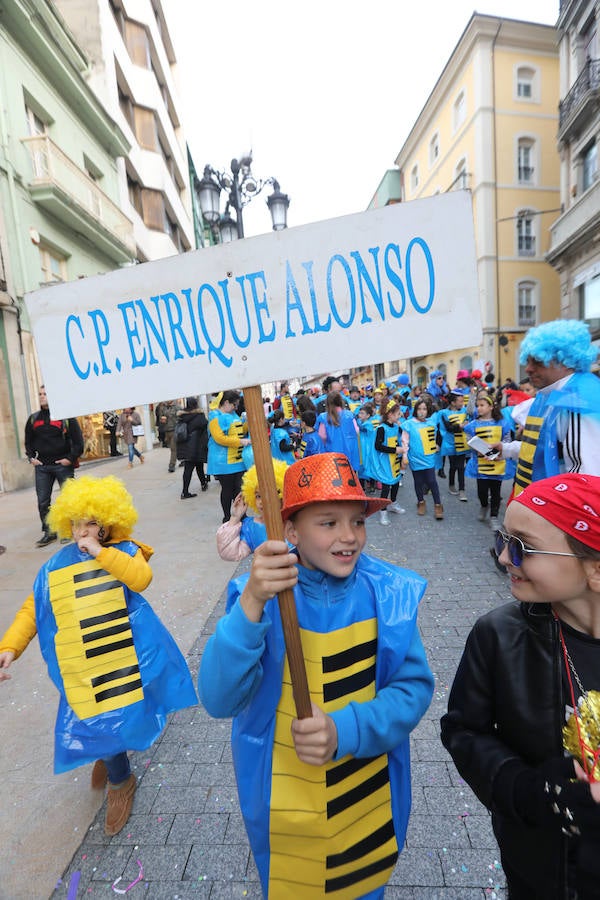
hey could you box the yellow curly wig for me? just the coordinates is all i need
[241,459,288,515]
[46,475,138,541]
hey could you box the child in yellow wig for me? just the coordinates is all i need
[0,475,196,836]
[216,460,288,561]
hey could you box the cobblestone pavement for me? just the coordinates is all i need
[51,478,512,899]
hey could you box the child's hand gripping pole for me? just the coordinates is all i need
[243,385,312,719]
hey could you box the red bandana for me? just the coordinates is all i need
[512,473,600,552]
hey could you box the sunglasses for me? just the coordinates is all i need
[494,529,582,568]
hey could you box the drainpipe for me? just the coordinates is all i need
[491,19,503,385]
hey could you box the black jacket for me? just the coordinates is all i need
[441,602,572,897]
[176,410,208,463]
[25,410,83,465]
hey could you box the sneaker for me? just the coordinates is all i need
[180,492,197,499]
[448,486,459,495]
[388,502,406,514]
[379,509,390,526]
[91,759,108,790]
[105,774,136,836]
[489,516,500,532]
[36,532,57,548]
[478,507,488,522]
[459,491,468,502]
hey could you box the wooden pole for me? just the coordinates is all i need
[243,385,312,719]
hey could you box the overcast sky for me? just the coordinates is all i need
[165,1,558,238]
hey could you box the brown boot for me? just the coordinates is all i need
[91,759,108,790]
[417,500,426,516]
[105,774,136,836]
[434,503,444,520]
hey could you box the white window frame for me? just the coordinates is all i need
[410,164,419,191]
[515,64,539,103]
[453,157,468,191]
[429,133,440,167]
[517,137,536,184]
[516,211,537,257]
[39,244,67,284]
[453,90,466,132]
[516,279,539,327]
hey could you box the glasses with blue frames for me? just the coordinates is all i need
[494,529,583,568]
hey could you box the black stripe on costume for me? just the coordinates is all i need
[80,608,128,629]
[327,764,390,818]
[326,755,375,788]
[92,665,140,687]
[81,622,130,644]
[326,818,395,868]
[322,639,377,673]
[325,851,399,893]
[324,664,376,702]
[95,678,143,703]
[85,637,134,658]
[74,568,109,583]
[76,579,121,598]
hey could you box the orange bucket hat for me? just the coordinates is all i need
[281,453,390,521]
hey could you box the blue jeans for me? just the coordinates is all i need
[127,442,143,463]
[34,463,74,533]
[103,752,131,785]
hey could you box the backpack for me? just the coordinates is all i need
[174,420,189,444]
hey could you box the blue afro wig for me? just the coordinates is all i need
[519,320,597,372]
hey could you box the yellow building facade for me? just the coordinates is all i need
[395,14,560,387]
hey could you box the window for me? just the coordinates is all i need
[127,172,143,217]
[452,158,467,191]
[516,66,535,100]
[582,142,598,191]
[429,133,439,167]
[410,165,419,191]
[39,245,66,284]
[517,212,536,256]
[453,91,466,131]
[25,104,48,177]
[517,281,537,326]
[579,276,600,332]
[124,19,151,68]
[518,139,535,183]
[134,106,158,151]
[459,354,473,371]
[118,84,135,131]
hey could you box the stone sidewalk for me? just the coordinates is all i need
[49,476,510,900]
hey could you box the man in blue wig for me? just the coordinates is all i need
[496,319,600,494]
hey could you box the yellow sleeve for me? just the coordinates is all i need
[0,593,37,659]
[209,417,243,447]
[96,546,153,593]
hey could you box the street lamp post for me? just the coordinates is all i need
[196,153,290,243]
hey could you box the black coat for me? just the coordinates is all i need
[441,602,573,898]
[176,410,208,463]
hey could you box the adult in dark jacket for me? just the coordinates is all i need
[176,397,208,499]
[25,385,84,547]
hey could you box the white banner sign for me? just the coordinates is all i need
[25,191,481,418]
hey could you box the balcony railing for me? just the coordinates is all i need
[22,135,135,257]
[518,166,534,182]
[559,58,600,132]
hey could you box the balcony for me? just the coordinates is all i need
[22,135,135,264]
[547,175,600,263]
[558,58,600,141]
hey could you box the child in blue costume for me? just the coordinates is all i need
[207,389,250,522]
[401,396,444,519]
[0,475,196,836]
[200,453,434,899]
[317,391,361,471]
[463,392,515,532]
[372,400,406,525]
[297,408,324,458]
[216,460,288,561]
[356,402,378,491]
[438,391,470,501]
[269,409,297,464]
